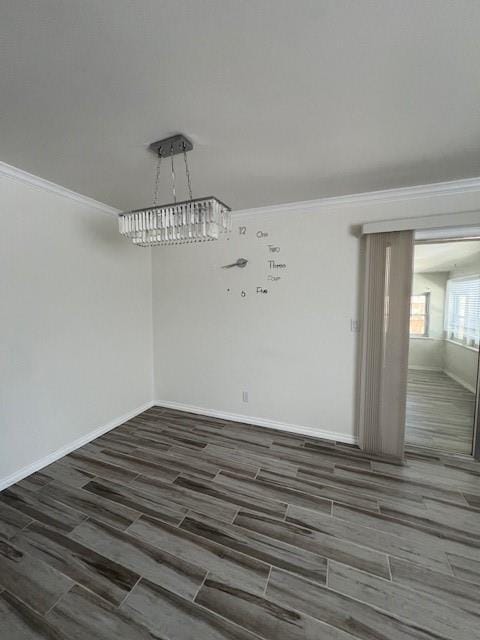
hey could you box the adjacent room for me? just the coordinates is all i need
[2,2,480,639]
[406,240,480,454]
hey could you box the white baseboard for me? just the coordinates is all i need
[155,400,357,444]
[0,401,154,491]
[443,370,476,394]
[408,365,443,372]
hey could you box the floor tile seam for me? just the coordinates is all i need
[126,513,280,586]
[36,489,143,533]
[230,512,391,575]
[377,504,480,540]
[212,471,336,509]
[197,568,404,640]
[175,473,290,517]
[319,567,465,637]
[295,470,436,506]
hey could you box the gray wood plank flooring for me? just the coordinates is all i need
[1,406,480,639]
[406,369,475,454]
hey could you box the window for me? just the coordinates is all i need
[445,276,480,347]
[409,293,430,336]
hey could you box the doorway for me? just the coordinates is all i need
[405,239,480,455]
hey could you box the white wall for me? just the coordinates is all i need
[450,251,480,279]
[152,187,480,441]
[3,167,480,486]
[408,338,445,370]
[444,340,478,392]
[0,171,153,487]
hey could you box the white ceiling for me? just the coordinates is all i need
[2,1,480,211]
[414,241,480,273]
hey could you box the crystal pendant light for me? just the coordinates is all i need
[119,134,231,247]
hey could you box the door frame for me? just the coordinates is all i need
[414,234,480,458]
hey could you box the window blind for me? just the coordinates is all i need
[359,230,414,460]
[445,276,480,345]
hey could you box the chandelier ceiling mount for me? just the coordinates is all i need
[148,133,193,158]
[119,133,231,247]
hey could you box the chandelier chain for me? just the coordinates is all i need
[183,145,193,201]
[170,146,177,203]
[119,134,231,247]
[153,154,162,206]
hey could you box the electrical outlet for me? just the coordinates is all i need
[350,319,360,333]
[242,391,249,403]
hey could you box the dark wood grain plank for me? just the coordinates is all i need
[46,585,164,639]
[0,539,73,614]
[286,504,451,573]
[123,577,261,640]
[1,406,479,640]
[39,481,140,530]
[40,459,95,488]
[128,513,270,594]
[212,470,332,514]
[328,560,476,640]
[180,512,328,584]
[64,450,138,484]
[266,567,443,640]
[234,510,390,578]
[13,520,140,605]
[0,485,87,533]
[196,577,360,640]
[0,501,32,540]
[131,474,239,522]
[174,473,288,519]
[0,590,66,639]
[70,517,206,600]
[389,556,480,615]
[83,477,187,525]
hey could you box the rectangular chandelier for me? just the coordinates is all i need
[118,196,231,246]
[118,134,231,247]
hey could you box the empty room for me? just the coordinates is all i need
[2,2,480,639]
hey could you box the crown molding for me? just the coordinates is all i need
[0,160,120,216]
[232,176,480,218]
[2,159,480,220]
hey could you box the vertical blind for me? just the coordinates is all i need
[445,276,480,345]
[358,230,414,460]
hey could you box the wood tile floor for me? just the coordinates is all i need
[406,369,475,454]
[1,406,480,639]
